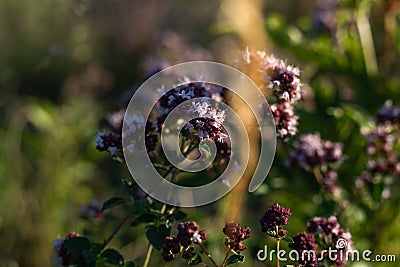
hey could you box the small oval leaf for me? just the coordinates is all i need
[102,197,127,211]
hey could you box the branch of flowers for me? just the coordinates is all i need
[220,249,231,267]
[104,209,134,247]
[197,242,219,267]
[143,141,197,266]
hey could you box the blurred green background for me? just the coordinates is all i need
[0,0,399,266]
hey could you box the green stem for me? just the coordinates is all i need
[143,203,167,267]
[276,226,280,267]
[198,242,218,267]
[221,249,231,267]
[312,167,324,185]
[104,209,133,247]
[143,244,153,267]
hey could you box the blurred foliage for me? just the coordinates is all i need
[0,0,400,266]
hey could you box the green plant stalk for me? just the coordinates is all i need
[221,249,231,267]
[144,139,199,266]
[198,242,219,267]
[104,209,134,247]
[142,243,153,267]
[276,226,281,267]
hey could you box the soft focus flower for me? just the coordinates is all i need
[236,49,304,142]
[81,200,104,221]
[52,232,80,266]
[288,133,344,169]
[270,102,299,142]
[237,50,302,104]
[376,100,400,124]
[307,216,353,266]
[96,132,122,155]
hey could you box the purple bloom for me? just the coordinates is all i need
[270,102,299,142]
[81,200,104,221]
[289,231,319,267]
[288,133,344,169]
[161,221,208,262]
[307,216,353,266]
[223,222,251,253]
[52,232,80,266]
[260,203,291,237]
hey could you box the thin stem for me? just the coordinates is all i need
[143,244,153,267]
[198,242,218,267]
[312,167,324,185]
[276,226,280,267]
[104,209,133,246]
[221,249,231,267]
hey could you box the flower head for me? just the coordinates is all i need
[162,221,207,262]
[270,102,299,142]
[260,203,291,237]
[81,200,104,221]
[223,222,251,253]
[307,216,353,266]
[288,133,344,169]
[52,232,80,266]
[236,49,304,142]
[289,231,319,267]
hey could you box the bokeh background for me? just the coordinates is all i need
[1,0,399,266]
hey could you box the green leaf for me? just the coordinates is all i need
[132,213,159,225]
[102,197,127,211]
[132,199,151,215]
[145,224,171,250]
[173,210,187,220]
[187,253,202,265]
[281,236,294,243]
[63,236,91,254]
[100,248,124,266]
[226,254,245,265]
[267,230,276,237]
[123,260,138,267]
[82,242,105,263]
[198,142,211,157]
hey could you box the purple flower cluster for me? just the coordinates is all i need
[81,200,104,221]
[185,101,227,142]
[270,103,299,142]
[260,203,291,238]
[53,232,80,266]
[223,222,251,253]
[236,50,303,141]
[362,100,400,175]
[162,221,207,262]
[307,216,353,267]
[364,125,400,175]
[288,133,344,193]
[289,231,319,267]
[96,80,228,160]
[154,81,228,143]
[289,133,344,169]
[96,131,122,156]
[376,100,400,124]
[357,100,400,194]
